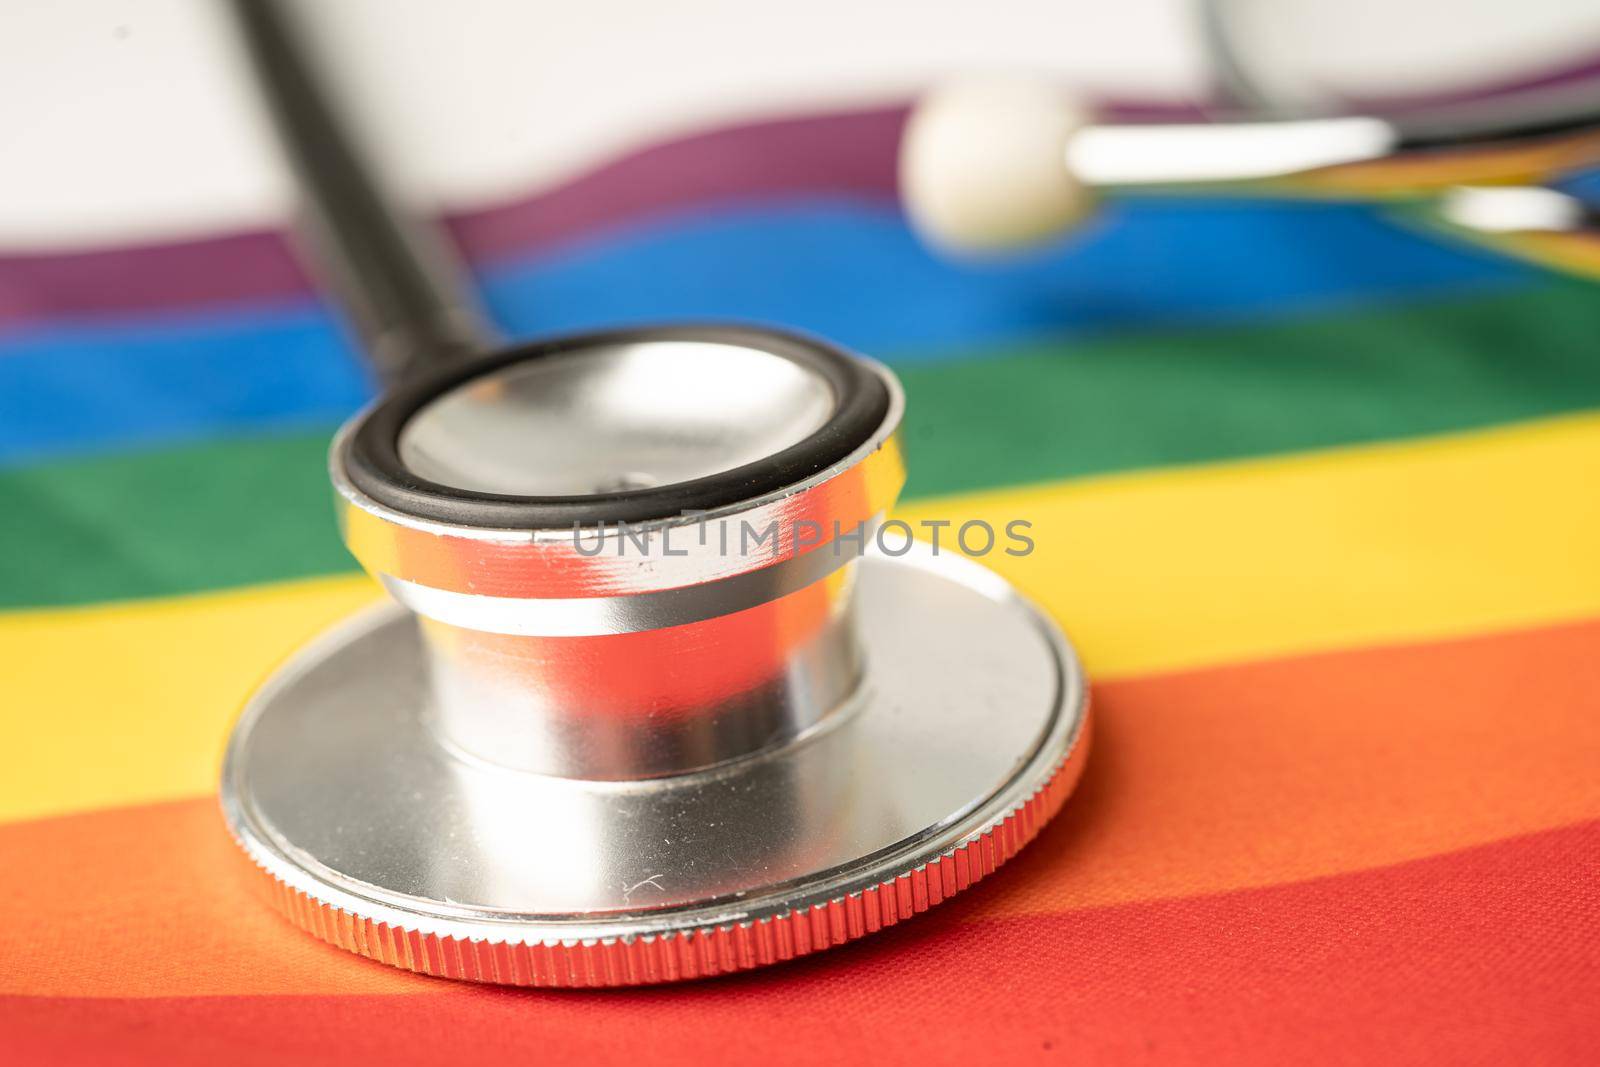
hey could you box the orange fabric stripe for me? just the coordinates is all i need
[4,616,1596,998]
[970,611,1600,920]
[4,821,1598,1065]
[0,799,424,998]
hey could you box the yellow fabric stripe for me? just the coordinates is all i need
[900,410,1600,678]
[4,412,1599,824]
[5,577,383,824]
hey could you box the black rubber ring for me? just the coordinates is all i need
[340,324,892,528]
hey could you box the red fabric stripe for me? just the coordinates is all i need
[3,820,1596,1066]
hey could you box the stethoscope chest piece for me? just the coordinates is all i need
[221,325,1089,986]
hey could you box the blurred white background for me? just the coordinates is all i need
[0,0,1199,247]
[4,0,1596,249]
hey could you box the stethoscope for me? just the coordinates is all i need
[900,5,1600,272]
[220,0,1087,988]
[218,0,1591,988]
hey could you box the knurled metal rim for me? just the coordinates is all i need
[227,721,1090,988]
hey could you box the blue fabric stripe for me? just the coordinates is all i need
[1554,166,1600,203]
[0,197,1531,465]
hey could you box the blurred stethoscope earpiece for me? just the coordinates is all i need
[899,78,1102,255]
[216,0,1088,987]
[900,0,1600,273]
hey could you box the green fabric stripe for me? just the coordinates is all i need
[2,431,351,608]
[7,278,1600,610]
[897,276,1600,498]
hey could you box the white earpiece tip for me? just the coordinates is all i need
[899,78,1094,255]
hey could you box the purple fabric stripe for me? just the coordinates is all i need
[0,100,1208,332]
[0,107,907,330]
[1340,50,1600,115]
[447,106,902,261]
[0,231,312,328]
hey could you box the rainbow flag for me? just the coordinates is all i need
[3,106,1598,1064]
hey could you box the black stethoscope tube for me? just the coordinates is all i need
[228,0,498,384]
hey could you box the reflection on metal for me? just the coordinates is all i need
[399,341,836,497]
[1068,117,1396,187]
[1443,185,1591,234]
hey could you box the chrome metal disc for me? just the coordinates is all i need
[222,544,1089,987]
